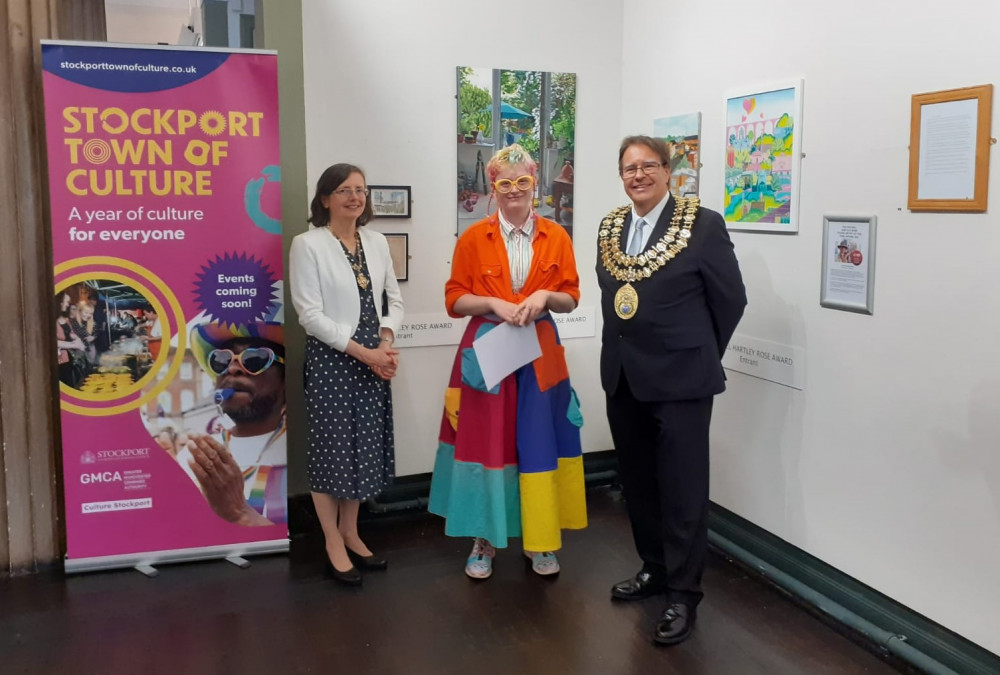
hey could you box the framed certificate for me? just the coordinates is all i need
[907,84,993,212]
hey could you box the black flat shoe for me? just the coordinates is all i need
[611,570,667,601]
[653,602,696,646]
[347,548,388,571]
[325,560,362,586]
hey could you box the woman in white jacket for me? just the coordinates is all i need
[289,163,404,585]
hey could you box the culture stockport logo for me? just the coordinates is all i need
[81,447,151,463]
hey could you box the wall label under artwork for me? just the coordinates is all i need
[551,305,595,339]
[722,334,804,390]
[393,313,469,348]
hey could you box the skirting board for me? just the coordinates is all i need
[709,504,1000,674]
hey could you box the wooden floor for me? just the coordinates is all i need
[0,488,904,674]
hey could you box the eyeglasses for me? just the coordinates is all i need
[207,347,284,376]
[332,187,369,198]
[620,162,663,179]
[493,175,535,193]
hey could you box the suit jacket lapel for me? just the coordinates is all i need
[645,194,675,250]
[618,212,632,252]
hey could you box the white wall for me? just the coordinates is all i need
[300,0,624,477]
[621,0,1000,654]
[105,1,200,45]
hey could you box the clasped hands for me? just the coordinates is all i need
[493,290,550,327]
[367,340,399,380]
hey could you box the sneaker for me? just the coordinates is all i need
[524,551,560,576]
[465,538,495,580]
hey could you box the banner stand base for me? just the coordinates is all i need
[134,564,159,578]
[66,539,289,575]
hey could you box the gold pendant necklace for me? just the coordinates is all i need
[330,227,370,290]
[600,197,699,320]
[614,283,638,320]
[350,231,370,290]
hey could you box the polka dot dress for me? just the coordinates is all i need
[304,239,394,500]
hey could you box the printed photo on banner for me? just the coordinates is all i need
[55,279,159,392]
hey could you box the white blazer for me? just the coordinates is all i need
[289,225,404,351]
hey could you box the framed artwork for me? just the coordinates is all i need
[369,185,411,218]
[456,66,577,238]
[723,79,803,233]
[653,111,701,197]
[820,214,877,315]
[907,84,993,212]
[384,233,409,281]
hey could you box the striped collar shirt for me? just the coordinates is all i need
[498,211,535,293]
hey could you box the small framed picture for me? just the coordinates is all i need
[820,214,876,315]
[369,185,411,219]
[384,233,409,281]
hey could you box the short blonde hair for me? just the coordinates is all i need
[486,143,538,183]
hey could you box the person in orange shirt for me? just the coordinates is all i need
[428,144,588,580]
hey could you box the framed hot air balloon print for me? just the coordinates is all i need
[723,80,803,233]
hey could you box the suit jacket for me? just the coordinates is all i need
[289,226,404,351]
[596,196,746,402]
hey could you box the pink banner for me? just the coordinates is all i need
[42,43,287,571]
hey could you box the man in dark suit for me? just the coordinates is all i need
[597,135,747,646]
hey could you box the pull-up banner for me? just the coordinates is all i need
[42,42,288,573]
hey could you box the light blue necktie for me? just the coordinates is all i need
[627,218,647,256]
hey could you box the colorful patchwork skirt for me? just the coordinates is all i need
[428,314,587,551]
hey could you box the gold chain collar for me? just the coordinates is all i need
[599,196,700,283]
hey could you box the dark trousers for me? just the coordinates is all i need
[607,373,713,607]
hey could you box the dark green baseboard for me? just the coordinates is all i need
[709,503,1000,674]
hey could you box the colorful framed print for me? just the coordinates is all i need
[724,80,803,233]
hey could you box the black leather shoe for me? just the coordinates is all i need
[611,570,667,600]
[325,560,362,586]
[653,602,696,645]
[347,548,388,571]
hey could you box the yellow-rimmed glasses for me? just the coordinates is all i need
[493,175,535,193]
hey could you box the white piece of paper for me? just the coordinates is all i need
[472,322,542,391]
[917,98,978,200]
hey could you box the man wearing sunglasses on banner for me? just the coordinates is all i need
[175,320,287,527]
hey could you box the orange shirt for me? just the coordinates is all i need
[445,214,580,317]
